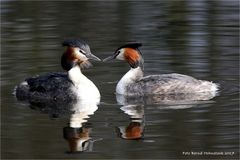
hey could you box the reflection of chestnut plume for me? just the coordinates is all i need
[15,88,100,153]
[63,106,98,153]
[116,105,145,140]
[63,126,91,152]
[62,100,98,153]
[116,122,144,140]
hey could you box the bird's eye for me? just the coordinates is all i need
[79,49,86,54]
[114,50,121,58]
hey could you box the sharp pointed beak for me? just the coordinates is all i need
[86,53,101,61]
[103,55,115,62]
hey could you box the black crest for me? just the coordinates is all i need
[62,39,91,55]
[115,42,143,56]
[116,42,142,51]
[62,39,88,48]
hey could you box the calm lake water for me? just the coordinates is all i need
[1,1,239,159]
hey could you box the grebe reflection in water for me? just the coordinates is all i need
[116,105,145,140]
[63,98,102,152]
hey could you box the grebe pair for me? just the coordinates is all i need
[15,39,218,103]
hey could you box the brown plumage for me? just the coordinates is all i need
[124,48,141,68]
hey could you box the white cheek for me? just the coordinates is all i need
[116,49,125,60]
[79,53,88,60]
[76,51,88,61]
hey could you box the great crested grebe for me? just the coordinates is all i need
[14,39,101,104]
[103,42,219,99]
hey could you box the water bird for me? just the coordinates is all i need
[103,42,218,100]
[14,39,101,104]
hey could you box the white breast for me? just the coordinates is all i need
[73,79,100,103]
[116,67,143,95]
[68,65,100,104]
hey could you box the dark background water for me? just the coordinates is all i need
[1,1,239,159]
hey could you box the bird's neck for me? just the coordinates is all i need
[116,67,143,94]
[68,65,86,84]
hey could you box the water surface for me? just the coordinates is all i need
[1,1,239,159]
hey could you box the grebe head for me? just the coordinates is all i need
[103,42,143,69]
[116,122,143,140]
[61,39,101,71]
[63,127,91,152]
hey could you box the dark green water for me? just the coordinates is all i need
[1,1,239,159]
